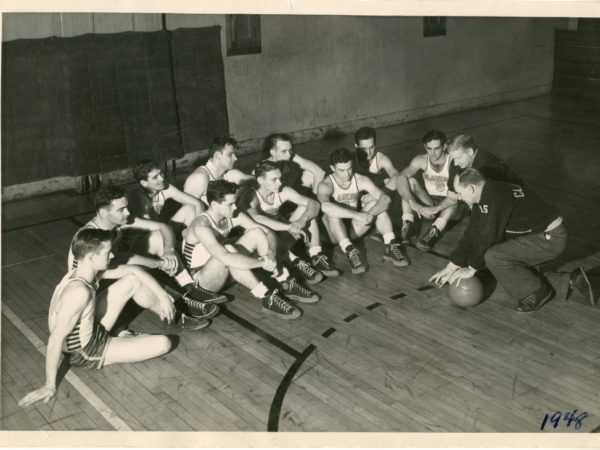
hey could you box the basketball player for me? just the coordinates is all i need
[69,185,223,326]
[183,136,254,204]
[240,160,340,280]
[318,148,409,274]
[263,133,325,196]
[19,229,174,407]
[429,168,572,313]
[128,160,204,230]
[182,180,318,320]
[395,130,460,251]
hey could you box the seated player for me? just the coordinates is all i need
[263,133,325,196]
[182,180,320,320]
[128,160,204,232]
[429,168,583,313]
[353,126,400,193]
[394,130,460,251]
[69,185,224,326]
[317,148,408,274]
[183,136,254,205]
[19,229,175,407]
[240,160,340,280]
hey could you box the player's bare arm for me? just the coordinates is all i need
[163,184,204,215]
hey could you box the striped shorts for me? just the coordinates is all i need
[65,322,111,370]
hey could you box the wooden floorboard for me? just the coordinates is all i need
[2,94,600,432]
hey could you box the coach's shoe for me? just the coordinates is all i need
[514,283,555,313]
[384,240,410,267]
[261,289,302,320]
[311,253,341,277]
[416,225,441,252]
[567,266,596,306]
[346,245,367,274]
[400,220,416,245]
[291,258,324,285]
[281,278,321,303]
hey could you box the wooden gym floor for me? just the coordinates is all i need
[1,94,600,432]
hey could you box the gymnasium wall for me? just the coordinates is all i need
[2,13,566,198]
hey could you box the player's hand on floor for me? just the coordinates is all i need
[18,385,56,407]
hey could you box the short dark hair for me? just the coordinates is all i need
[254,160,281,179]
[354,127,376,145]
[448,134,477,154]
[330,148,354,167]
[209,136,238,158]
[206,179,238,204]
[94,185,125,211]
[131,160,162,182]
[456,167,486,187]
[71,228,113,260]
[422,130,447,146]
[264,133,292,154]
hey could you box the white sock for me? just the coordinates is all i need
[383,232,395,245]
[175,270,194,287]
[308,246,322,257]
[433,217,447,231]
[339,239,352,252]
[251,282,269,298]
[402,214,414,223]
[274,267,290,282]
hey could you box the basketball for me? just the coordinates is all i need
[447,276,484,307]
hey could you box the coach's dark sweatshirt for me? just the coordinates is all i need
[450,180,560,270]
[448,149,522,192]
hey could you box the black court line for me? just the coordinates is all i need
[366,302,382,310]
[268,344,316,432]
[390,292,406,300]
[220,307,302,359]
[417,285,436,292]
[3,210,95,233]
[343,313,358,323]
[321,327,336,338]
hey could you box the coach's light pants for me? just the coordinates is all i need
[483,224,567,300]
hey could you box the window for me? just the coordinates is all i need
[226,15,261,56]
[424,17,446,37]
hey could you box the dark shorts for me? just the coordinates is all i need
[65,322,111,370]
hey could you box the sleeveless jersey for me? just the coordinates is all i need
[422,154,450,197]
[49,271,97,352]
[197,160,236,204]
[68,219,122,270]
[329,174,360,209]
[182,213,233,269]
[256,190,283,216]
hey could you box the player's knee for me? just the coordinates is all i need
[124,273,142,293]
[246,227,266,241]
[484,247,500,268]
[155,335,172,355]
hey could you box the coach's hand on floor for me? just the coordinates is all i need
[429,261,461,287]
[19,385,56,407]
[447,267,476,286]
